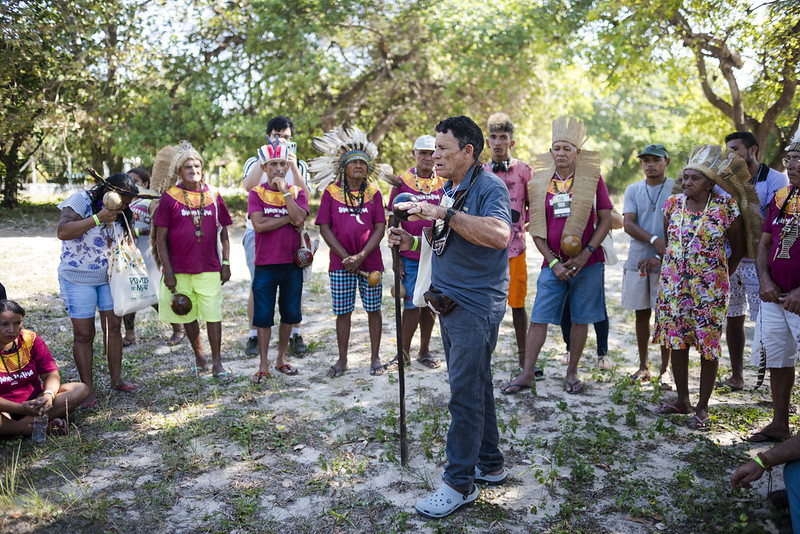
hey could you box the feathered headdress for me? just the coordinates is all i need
[258,138,292,164]
[785,126,800,153]
[685,144,762,258]
[308,126,393,190]
[151,141,204,195]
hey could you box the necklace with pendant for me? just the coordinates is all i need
[645,179,666,212]
[182,186,205,242]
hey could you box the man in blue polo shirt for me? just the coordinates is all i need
[388,115,511,519]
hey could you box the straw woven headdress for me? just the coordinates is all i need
[149,140,204,268]
[685,144,762,258]
[529,116,601,255]
[308,126,393,190]
[151,141,204,195]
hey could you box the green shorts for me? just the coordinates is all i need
[159,272,223,324]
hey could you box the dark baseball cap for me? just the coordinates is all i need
[638,144,669,158]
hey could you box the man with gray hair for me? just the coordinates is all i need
[386,135,446,369]
[388,115,511,518]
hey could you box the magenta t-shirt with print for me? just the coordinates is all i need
[0,330,58,404]
[387,167,446,261]
[484,159,531,258]
[543,175,613,268]
[315,181,385,272]
[153,184,233,274]
[248,184,309,265]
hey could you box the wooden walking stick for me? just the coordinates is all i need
[392,246,408,465]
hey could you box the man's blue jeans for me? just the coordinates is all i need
[784,460,800,533]
[439,305,504,492]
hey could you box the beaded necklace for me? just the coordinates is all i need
[775,186,800,260]
[413,169,436,194]
[342,178,367,217]
[0,340,20,376]
[182,185,206,242]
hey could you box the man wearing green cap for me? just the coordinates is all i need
[622,144,673,387]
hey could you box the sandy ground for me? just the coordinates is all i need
[0,211,791,533]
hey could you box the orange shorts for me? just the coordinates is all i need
[507,252,528,308]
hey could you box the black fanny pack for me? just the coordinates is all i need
[423,286,457,315]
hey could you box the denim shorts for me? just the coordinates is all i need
[58,278,114,319]
[401,257,420,310]
[530,262,606,325]
[253,264,303,328]
[329,270,382,315]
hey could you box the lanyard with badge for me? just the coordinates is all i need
[550,173,573,218]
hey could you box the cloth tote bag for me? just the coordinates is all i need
[412,232,433,308]
[108,219,159,316]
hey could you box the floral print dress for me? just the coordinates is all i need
[653,194,739,361]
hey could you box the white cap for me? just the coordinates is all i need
[413,135,436,152]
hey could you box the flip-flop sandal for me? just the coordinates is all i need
[534,367,545,381]
[747,431,785,443]
[327,365,346,378]
[656,403,688,415]
[165,331,186,346]
[47,418,68,436]
[112,382,140,394]
[500,382,531,395]
[252,371,271,383]
[566,379,583,394]
[690,416,711,431]
[185,366,208,377]
[715,380,744,391]
[385,357,411,371]
[370,364,386,376]
[630,370,651,383]
[213,371,233,382]
[275,364,299,376]
[597,356,610,370]
[80,398,99,409]
[417,356,441,369]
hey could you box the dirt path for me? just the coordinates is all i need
[0,214,791,533]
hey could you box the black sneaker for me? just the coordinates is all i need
[292,335,308,356]
[245,336,258,356]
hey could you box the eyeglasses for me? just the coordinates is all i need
[783,156,800,166]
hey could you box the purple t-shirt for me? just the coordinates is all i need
[153,184,233,274]
[483,159,531,258]
[315,181,386,272]
[248,184,309,265]
[0,330,58,404]
[764,185,800,294]
[543,174,613,268]
[387,167,446,261]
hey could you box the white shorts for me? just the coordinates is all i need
[751,301,800,369]
[728,262,760,319]
[621,267,659,311]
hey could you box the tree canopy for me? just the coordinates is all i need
[1,0,798,206]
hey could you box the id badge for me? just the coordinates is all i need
[551,193,571,218]
[441,195,455,209]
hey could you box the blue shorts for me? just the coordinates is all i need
[243,228,256,282]
[329,270,382,315]
[58,278,113,319]
[401,257,420,310]
[530,262,606,325]
[253,264,303,328]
